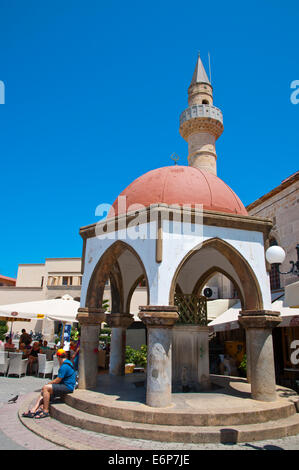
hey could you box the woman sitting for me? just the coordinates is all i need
[4,336,15,351]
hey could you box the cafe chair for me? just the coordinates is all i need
[38,353,54,378]
[7,352,28,378]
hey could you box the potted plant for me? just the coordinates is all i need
[125,345,147,373]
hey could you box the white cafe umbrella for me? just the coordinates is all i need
[208,301,241,333]
[0,295,80,324]
[208,295,299,333]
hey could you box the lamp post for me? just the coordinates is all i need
[265,244,299,276]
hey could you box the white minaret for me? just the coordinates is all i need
[179,54,223,175]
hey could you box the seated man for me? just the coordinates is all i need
[19,329,32,347]
[22,349,77,419]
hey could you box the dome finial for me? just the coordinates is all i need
[170,153,180,165]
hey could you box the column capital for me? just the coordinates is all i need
[238,310,281,329]
[106,313,134,329]
[138,305,179,328]
[76,307,106,325]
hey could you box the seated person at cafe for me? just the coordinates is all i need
[40,340,50,352]
[18,342,30,356]
[19,329,32,347]
[4,336,15,350]
[22,349,77,419]
[27,341,40,375]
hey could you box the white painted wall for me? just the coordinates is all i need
[81,220,271,310]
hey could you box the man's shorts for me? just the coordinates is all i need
[52,383,73,397]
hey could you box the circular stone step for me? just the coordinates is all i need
[63,375,299,427]
[49,402,299,444]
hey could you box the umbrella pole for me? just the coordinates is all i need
[61,321,66,349]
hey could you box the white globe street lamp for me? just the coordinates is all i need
[265,246,286,265]
[265,244,299,276]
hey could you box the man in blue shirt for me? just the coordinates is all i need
[22,349,77,419]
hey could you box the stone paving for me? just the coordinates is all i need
[1,376,299,450]
[0,376,63,450]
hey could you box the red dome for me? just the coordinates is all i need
[109,166,247,217]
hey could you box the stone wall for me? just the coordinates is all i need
[247,176,299,287]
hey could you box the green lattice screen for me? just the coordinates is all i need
[174,294,207,325]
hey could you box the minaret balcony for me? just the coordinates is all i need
[179,104,223,126]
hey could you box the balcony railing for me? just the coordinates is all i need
[180,104,223,126]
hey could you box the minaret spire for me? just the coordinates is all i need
[179,54,223,175]
[190,52,211,86]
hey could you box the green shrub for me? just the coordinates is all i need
[125,345,147,367]
[99,334,111,344]
[0,321,8,341]
[101,328,111,335]
[239,354,247,376]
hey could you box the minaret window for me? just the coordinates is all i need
[202,100,209,104]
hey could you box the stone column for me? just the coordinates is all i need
[106,313,134,376]
[239,310,281,402]
[76,307,106,390]
[139,306,179,408]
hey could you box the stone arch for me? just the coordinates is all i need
[86,241,150,310]
[191,266,245,308]
[169,237,263,310]
[125,274,149,313]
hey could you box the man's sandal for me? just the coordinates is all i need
[22,411,37,418]
[34,411,50,419]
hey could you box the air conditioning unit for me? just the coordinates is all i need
[202,286,219,299]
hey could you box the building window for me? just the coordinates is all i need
[62,277,68,286]
[269,238,281,290]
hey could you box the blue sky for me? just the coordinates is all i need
[0,0,298,278]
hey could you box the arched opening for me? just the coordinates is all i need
[169,238,263,311]
[86,241,150,310]
[126,275,147,313]
[169,238,263,389]
[125,275,148,350]
[202,99,209,104]
[192,266,245,308]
